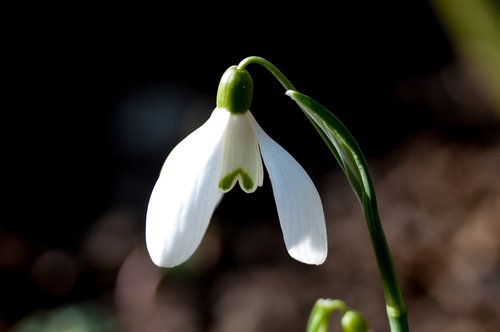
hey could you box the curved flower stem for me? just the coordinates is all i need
[286,90,409,332]
[237,56,296,91]
[238,56,409,332]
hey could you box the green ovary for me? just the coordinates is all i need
[219,168,254,192]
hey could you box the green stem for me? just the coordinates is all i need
[364,193,409,332]
[237,56,296,91]
[288,90,409,332]
[306,299,347,332]
[239,56,409,331]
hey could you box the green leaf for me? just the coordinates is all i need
[286,90,409,332]
[286,90,372,205]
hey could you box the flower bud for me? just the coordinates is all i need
[340,310,368,332]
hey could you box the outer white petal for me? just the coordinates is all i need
[248,112,327,265]
[146,108,229,267]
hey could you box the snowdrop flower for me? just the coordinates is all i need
[146,65,327,267]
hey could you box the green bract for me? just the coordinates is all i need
[216,65,253,114]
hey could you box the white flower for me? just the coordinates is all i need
[145,66,327,267]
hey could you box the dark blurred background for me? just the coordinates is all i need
[3,1,500,331]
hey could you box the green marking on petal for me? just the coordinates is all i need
[219,168,254,192]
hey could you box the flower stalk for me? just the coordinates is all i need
[237,56,409,332]
[288,90,409,332]
[237,56,296,91]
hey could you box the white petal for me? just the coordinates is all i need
[146,108,229,267]
[248,112,327,265]
[218,111,264,193]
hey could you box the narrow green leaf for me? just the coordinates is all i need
[286,90,409,332]
[286,90,372,205]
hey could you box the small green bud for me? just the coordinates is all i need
[340,310,368,332]
[216,65,253,114]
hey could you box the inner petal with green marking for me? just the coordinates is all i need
[219,167,254,192]
[218,111,263,193]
